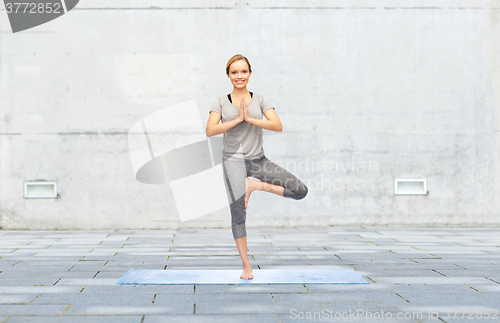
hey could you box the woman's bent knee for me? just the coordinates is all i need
[295,183,308,200]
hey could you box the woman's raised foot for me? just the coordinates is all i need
[244,178,257,209]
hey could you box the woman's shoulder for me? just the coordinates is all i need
[213,95,229,105]
[251,92,269,101]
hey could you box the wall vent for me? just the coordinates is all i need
[394,178,427,195]
[24,181,58,198]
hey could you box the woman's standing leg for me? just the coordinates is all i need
[222,157,253,279]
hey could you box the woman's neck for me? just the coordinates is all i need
[231,87,250,97]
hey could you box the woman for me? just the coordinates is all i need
[206,54,308,280]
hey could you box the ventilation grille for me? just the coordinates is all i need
[24,182,58,198]
[394,179,427,195]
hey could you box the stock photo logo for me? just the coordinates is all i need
[4,0,79,33]
[128,100,239,222]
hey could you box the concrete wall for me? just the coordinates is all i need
[1,0,499,229]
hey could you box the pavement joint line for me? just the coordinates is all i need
[29,294,40,304]
[484,276,500,284]
[464,284,483,293]
[78,285,86,294]
[453,263,466,269]
[61,304,72,315]
[365,276,376,283]
[428,254,442,259]
[432,269,446,277]
[394,292,410,302]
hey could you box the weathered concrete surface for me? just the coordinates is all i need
[1,1,499,229]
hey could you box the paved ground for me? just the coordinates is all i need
[0,226,499,322]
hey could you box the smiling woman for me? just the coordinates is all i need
[206,54,309,281]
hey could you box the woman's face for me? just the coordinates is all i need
[227,59,251,89]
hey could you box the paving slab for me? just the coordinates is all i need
[0,304,70,315]
[143,314,280,323]
[4,316,143,323]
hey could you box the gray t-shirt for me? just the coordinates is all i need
[210,92,274,160]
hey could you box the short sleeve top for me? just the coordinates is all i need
[210,92,274,160]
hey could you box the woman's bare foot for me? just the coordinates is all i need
[244,178,257,209]
[240,265,253,279]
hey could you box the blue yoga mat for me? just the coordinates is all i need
[116,269,369,285]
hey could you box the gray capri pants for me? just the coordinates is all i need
[222,155,308,239]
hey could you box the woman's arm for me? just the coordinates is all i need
[206,110,244,137]
[245,107,283,132]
